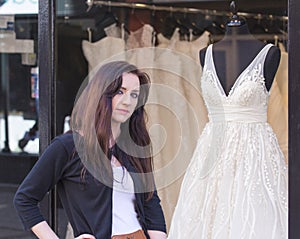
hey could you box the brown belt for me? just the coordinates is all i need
[111,229,147,239]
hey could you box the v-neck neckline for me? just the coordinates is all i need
[209,43,271,98]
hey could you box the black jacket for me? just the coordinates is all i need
[14,133,166,239]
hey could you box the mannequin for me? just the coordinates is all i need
[199,22,280,94]
[167,5,287,238]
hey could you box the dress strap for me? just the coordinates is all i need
[203,44,213,71]
[246,43,274,76]
[121,23,125,40]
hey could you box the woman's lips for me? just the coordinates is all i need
[116,109,130,114]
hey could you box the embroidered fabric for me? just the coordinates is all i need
[167,44,288,239]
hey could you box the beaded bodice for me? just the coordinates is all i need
[201,44,273,123]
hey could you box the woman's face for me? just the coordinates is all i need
[111,72,140,125]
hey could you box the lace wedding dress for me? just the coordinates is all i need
[167,43,288,239]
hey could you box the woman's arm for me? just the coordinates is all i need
[148,230,167,239]
[143,190,167,236]
[13,138,69,231]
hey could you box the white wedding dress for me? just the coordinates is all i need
[167,43,288,239]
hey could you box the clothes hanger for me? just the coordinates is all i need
[164,9,197,41]
[248,14,270,34]
[162,7,179,38]
[126,3,146,32]
[176,17,190,41]
[102,4,119,28]
[204,15,226,36]
[178,11,205,39]
[87,27,92,42]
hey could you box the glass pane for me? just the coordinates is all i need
[0,1,38,238]
[53,1,288,238]
[2,0,287,238]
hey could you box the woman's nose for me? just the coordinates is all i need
[122,92,132,105]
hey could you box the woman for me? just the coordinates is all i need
[14,61,167,239]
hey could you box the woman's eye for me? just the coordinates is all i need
[131,92,139,99]
[117,90,124,95]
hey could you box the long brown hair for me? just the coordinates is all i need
[71,61,154,199]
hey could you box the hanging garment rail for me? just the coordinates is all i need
[86,0,288,22]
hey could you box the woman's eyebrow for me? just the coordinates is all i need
[120,87,140,92]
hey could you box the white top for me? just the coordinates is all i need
[111,166,142,236]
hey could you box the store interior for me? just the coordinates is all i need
[0,0,290,238]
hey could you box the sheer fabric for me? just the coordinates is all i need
[167,44,288,239]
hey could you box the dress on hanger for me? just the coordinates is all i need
[82,23,126,74]
[149,32,193,230]
[126,24,154,50]
[171,30,210,132]
[148,30,209,230]
[125,24,155,68]
[155,29,210,125]
[167,43,287,239]
[156,29,210,106]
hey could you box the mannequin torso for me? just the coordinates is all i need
[199,23,280,94]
